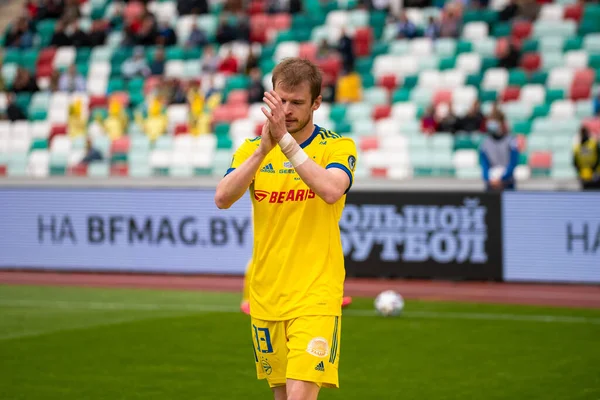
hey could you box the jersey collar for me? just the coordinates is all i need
[299,124,320,149]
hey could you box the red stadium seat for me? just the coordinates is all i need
[378,74,397,91]
[143,76,162,96]
[48,124,67,145]
[271,13,291,30]
[124,2,145,22]
[230,103,249,120]
[37,48,56,67]
[529,151,552,169]
[512,21,532,40]
[227,89,249,105]
[573,68,595,86]
[317,56,342,82]
[89,95,108,110]
[353,27,373,58]
[433,90,452,106]
[111,137,130,154]
[520,53,541,72]
[299,43,318,61]
[564,4,583,22]
[0,165,6,176]
[36,63,54,78]
[68,163,88,177]
[502,86,521,102]
[255,122,264,136]
[583,118,600,135]
[174,123,189,135]
[248,0,266,14]
[360,136,379,151]
[570,84,591,101]
[110,163,129,177]
[372,105,391,120]
[371,167,388,178]
[495,37,509,57]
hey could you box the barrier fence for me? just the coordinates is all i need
[0,187,598,283]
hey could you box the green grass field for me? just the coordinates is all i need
[1,284,599,400]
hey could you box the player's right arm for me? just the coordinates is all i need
[215,122,275,209]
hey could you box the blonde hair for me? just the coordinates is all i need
[271,58,322,103]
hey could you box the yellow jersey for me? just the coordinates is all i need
[227,125,357,321]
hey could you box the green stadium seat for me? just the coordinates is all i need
[456,40,473,54]
[545,89,565,103]
[492,23,511,37]
[329,104,347,122]
[435,38,457,58]
[402,75,418,89]
[30,138,48,151]
[521,39,539,53]
[3,49,21,65]
[564,36,583,52]
[508,69,528,87]
[530,71,548,85]
[531,103,550,119]
[512,120,532,135]
[479,89,497,103]
[360,73,375,88]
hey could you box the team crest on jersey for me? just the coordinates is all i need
[261,358,272,375]
[254,190,269,202]
[306,337,329,358]
[348,155,356,171]
[283,161,293,168]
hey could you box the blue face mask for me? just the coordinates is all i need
[487,120,501,135]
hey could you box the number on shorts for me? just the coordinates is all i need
[252,324,273,354]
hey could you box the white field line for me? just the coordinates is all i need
[1,299,600,325]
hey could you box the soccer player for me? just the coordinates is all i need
[215,57,357,400]
[240,259,353,315]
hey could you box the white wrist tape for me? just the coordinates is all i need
[279,133,309,167]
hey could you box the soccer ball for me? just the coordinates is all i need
[374,290,404,317]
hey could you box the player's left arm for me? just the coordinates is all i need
[262,91,356,204]
[292,138,356,204]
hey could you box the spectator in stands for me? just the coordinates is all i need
[421,105,437,135]
[48,70,60,92]
[236,10,250,42]
[498,0,518,21]
[316,38,332,60]
[218,49,239,75]
[479,111,519,191]
[121,47,151,80]
[136,98,168,142]
[216,14,238,45]
[177,0,208,16]
[498,39,521,69]
[335,68,362,104]
[11,67,39,93]
[338,28,355,72]
[96,97,128,140]
[68,98,87,138]
[62,0,81,24]
[69,21,91,47]
[248,67,265,104]
[593,92,600,116]
[440,8,461,38]
[203,75,222,109]
[457,100,485,133]
[186,21,209,48]
[4,93,27,121]
[201,44,220,74]
[396,11,417,39]
[50,19,71,47]
[81,138,104,165]
[572,126,600,190]
[166,78,187,104]
[289,0,303,14]
[424,16,441,40]
[88,20,109,47]
[59,64,86,93]
[436,103,459,133]
[516,0,540,21]
[157,20,177,46]
[38,0,65,20]
[224,0,243,13]
[244,48,259,75]
[149,47,166,76]
[5,16,34,49]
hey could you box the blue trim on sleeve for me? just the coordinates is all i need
[502,148,519,181]
[224,168,235,177]
[479,150,490,182]
[326,162,353,193]
[299,125,321,149]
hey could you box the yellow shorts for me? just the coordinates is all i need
[251,315,341,389]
